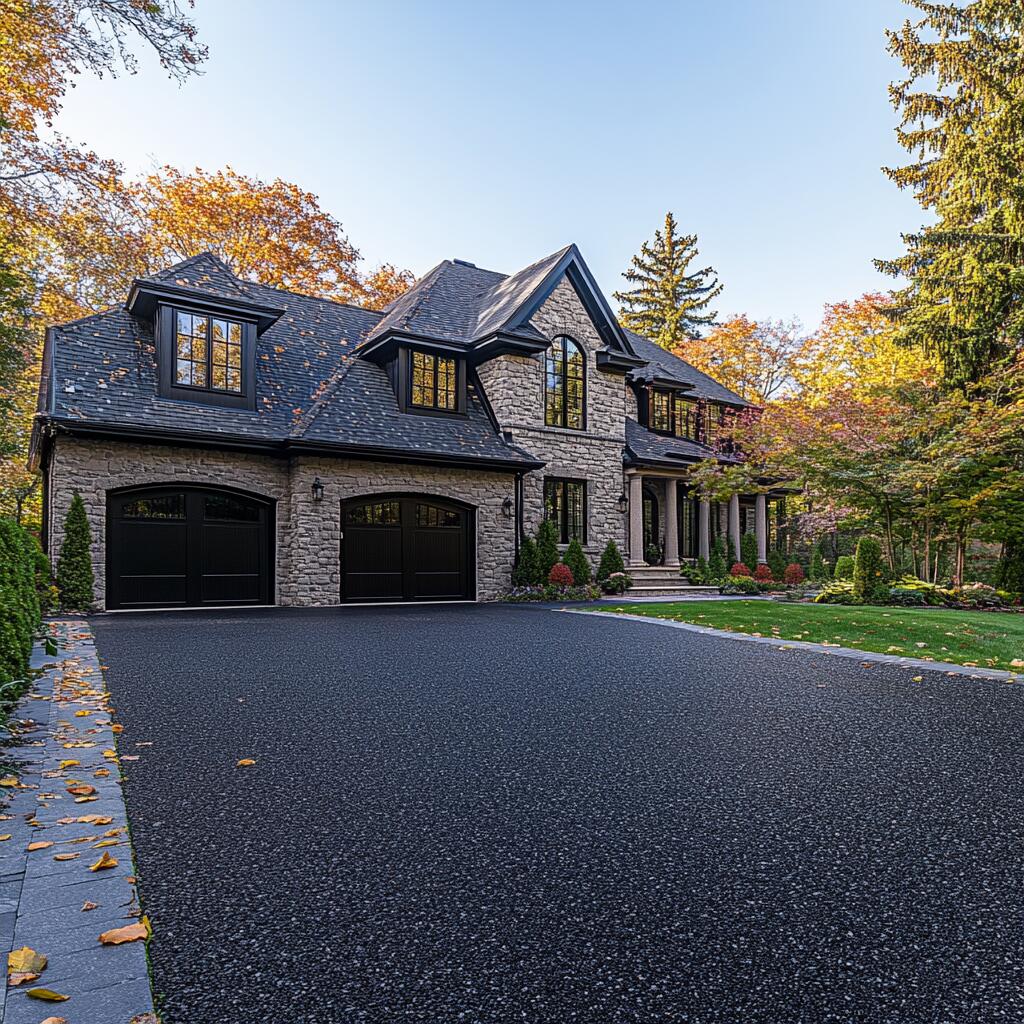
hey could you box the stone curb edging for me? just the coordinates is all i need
[559,609,1022,682]
[0,619,156,1024]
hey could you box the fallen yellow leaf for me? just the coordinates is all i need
[53,853,79,862]
[66,784,96,797]
[81,900,98,911]
[89,852,118,872]
[111,724,124,734]
[58,760,80,770]
[236,758,256,767]
[8,947,47,975]
[27,842,53,852]
[39,1017,68,1024]
[0,776,18,787]
[25,988,69,1002]
[0,835,10,842]
[74,710,90,717]
[98,921,148,945]
[92,839,119,849]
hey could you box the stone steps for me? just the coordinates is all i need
[623,565,718,599]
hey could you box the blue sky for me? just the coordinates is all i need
[55,0,919,328]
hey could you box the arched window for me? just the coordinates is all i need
[544,336,585,429]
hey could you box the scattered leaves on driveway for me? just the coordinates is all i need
[25,987,69,1002]
[89,851,118,872]
[98,920,149,945]
[236,758,256,767]
[8,947,47,975]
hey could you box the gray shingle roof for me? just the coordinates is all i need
[625,418,739,468]
[41,255,539,468]
[143,252,261,303]
[624,330,752,407]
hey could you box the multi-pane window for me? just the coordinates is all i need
[416,503,461,528]
[174,310,243,392]
[702,403,723,446]
[544,478,586,544]
[121,494,185,519]
[345,501,400,526]
[410,351,457,410]
[675,399,698,440]
[650,390,673,433]
[544,336,585,429]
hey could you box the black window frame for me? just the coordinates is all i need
[675,397,698,440]
[544,335,586,430]
[649,389,673,434]
[156,303,257,410]
[409,350,459,412]
[396,346,467,416]
[543,477,587,545]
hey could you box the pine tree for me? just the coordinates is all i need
[56,493,94,611]
[615,212,723,347]
[810,546,826,582]
[877,1,1024,388]
[597,540,625,581]
[740,533,758,575]
[707,536,726,582]
[767,549,787,582]
[536,518,560,582]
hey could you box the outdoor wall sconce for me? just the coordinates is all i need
[501,496,514,518]
[311,476,325,503]
[617,491,628,514]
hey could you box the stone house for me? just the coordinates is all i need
[30,243,782,609]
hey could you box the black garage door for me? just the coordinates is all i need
[106,487,273,609]
[341,496,473,602]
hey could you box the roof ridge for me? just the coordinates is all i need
[288,354,362,437]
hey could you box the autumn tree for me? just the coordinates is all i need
[676,315,802,404]
[877,0,1024,388]
[615,212,723,347]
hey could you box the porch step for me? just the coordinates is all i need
[623,583,720,598]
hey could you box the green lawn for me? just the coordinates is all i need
[587,600,1024,673]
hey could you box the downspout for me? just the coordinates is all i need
[514,472,524,561]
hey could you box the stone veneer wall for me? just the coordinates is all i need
[48,437,517,608]
[475,278,629,560]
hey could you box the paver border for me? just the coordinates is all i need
[0,619,156,1024]
[559,608,1022,682]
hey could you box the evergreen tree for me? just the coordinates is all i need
[512,537,540,588]
[853,536,887,604]
[614,212,723,348]
[810,546,827,582]
[536,518,560,582]
[562,539,591,586]
[877,1,1024,388]
[56,493,94,611]
[834,555,855,581]
[767,549,787,582]
[597,539,625,581]
[740,532,758,574]
[707,536,727,581]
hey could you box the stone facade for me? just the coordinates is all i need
[476,278,629,560]
[48,437,516,608]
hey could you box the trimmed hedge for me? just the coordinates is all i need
[0,518,44,689]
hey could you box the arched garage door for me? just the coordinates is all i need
[341,495,474,602]
[106,486,274,609]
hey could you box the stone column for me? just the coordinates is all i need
[755,493,768,566]
[628,473,644,566]
[698,500,710,561]
[728,493,741,563]
[663,479,679,567]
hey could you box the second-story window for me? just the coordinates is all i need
[703,402,723,446]
[175,310,243,393]
[676,398,698,440]
[410,351,457,410]
[545,335,585,429]
[650,390,673,433]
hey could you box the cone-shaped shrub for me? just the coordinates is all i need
[562,538,591,585]
[767,549,786,581]
[512,537,540,587]
[852,536,886,604]
[56,493,94,612]
[597,539,625,581]
[536,518,560,582]
[834,555,855,580]
[740,532,758,574]
[708,539,726,581]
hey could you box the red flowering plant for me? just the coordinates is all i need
[753,563,774,582]
[548,563,574,588]
[729,562,752,577]
[783,563,805,585]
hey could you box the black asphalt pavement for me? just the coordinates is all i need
[92,605,1024,1024]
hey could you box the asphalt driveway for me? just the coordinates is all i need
[92,605,1024,1023]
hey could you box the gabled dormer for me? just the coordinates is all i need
[387,344,469,417]
[126,253,284,411]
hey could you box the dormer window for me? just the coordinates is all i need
[410,351,457,411]
[175,311,243,392]
[676,398,698,440]
[156,304,257,410]
[650,390,672,433]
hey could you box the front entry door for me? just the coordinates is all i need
[341,496,473,602]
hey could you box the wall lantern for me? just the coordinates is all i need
[501,496,514,519]
[311,476,325,503]
[617,491,628,514]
